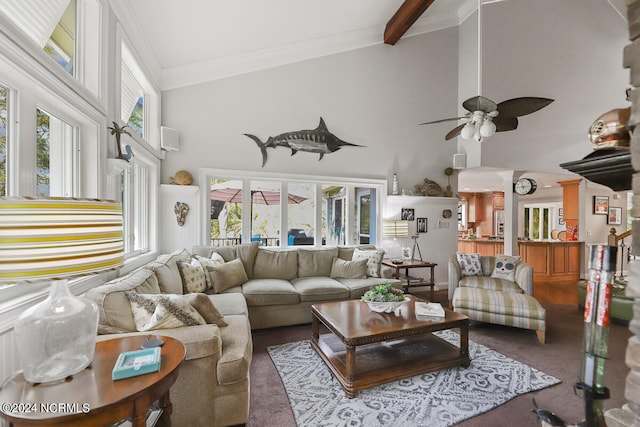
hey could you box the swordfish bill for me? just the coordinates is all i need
[244,117,363,167]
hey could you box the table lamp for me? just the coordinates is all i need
[0,197,124,383]
[382,220,409,261]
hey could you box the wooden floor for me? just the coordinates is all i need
[533,278,578,305]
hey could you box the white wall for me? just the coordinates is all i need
[160,29,459,193]
[480,0,628,173]
[383,196,458,289]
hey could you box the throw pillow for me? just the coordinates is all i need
[183,293,227,327]
[329,257,368,279]
[352,248,385,278]
[206,258,249,293]
[194,253,225,291]
[490,254,521,282]
[456,253,483,276]
[126,292,206,331]
[177,257,208,294]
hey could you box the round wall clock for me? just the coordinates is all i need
[442,209,452,218]
[514,178,537,195]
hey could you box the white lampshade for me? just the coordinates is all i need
[382,220,409,238]
[480,119,496,137]
[0,197,124,383]
[461,121,475,139]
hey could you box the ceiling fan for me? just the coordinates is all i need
[420,96,554,142]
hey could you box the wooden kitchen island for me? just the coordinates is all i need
[458,239,582,304]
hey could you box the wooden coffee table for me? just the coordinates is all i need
[311,295,470,398]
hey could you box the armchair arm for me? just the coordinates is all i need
[448,255,461,302]
[515,261,534,296]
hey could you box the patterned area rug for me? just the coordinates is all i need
[267,330,560,427]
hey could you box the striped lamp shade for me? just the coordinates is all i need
[0,197,124,282]
[382,220,409,238]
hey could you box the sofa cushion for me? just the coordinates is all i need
[329,257,368,279]
[194,253,225,291]
[490,254,521,282]
[456,253,483,276]
[207,258,249,293]
[208,292,248,317]
[253,249,298,280]
[337,244,376,261]
[217,314,253,385]
[337,277,402,299]
[177,257,208,294]
[352,248,385,278]
[291,277,350,302]
[453,287,546,324]
[297,248,339,277]
[242,279,300,306]
[183,293,228,327]
[145,249,191,294]
[85,268,161,334]
[192,242,259,279]
[459,275,524,294]
[126,292,207,331]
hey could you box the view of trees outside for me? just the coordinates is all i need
[210,179,320,246]
[35,108,51,197]
[127,97,144,138]
[0,85,6,196]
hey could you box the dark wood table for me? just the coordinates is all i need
[382,258,437,299]
[311,295,470,398]
[0,335,185,427]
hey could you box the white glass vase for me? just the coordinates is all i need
[14,279,99,383]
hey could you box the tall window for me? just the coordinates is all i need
[210,179,243,246]
[35,107,76,197]
[120,42,157,144]
[524,204,558,240]
[121,158,151,255]
[44,0,76,74]
[287,183,315,246]
[323,185,346,246]
[0,84,7,196]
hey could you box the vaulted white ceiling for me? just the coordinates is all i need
[111,0,476,90]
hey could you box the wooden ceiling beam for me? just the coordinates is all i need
[384,0,436,45]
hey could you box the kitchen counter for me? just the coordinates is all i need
[458,238,583,304]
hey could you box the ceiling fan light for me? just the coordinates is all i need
[461,122,475,139]
[480,120,496,137]
[474,131,482,142]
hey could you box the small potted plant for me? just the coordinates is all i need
[361,283,409,314]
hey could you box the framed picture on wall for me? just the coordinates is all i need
[593,196,609,215]
[608,207,622,225]
[417,217,428,233]
[401,208,415,221]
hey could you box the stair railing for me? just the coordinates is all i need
[607,227,633,281]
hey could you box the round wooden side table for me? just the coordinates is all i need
[0,335,185,427]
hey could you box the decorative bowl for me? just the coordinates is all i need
[366,297,410,314]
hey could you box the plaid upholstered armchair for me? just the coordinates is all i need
[448,254,546,344]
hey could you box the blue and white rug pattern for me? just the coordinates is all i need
[267,330,560,427]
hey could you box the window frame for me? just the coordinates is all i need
[199,167,386,248]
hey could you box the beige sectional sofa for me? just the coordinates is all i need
[85,242,398,426]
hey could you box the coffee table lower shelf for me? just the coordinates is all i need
[311,332,470,398]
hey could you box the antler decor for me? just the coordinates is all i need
[108,121,132,161]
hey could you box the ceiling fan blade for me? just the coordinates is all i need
[497,97,554,118]
[493,116,519,132]
[445,123,466,140]
[462,96,497,113]
[419,116,467,125]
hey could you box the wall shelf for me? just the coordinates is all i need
[160,184,199,195]
[107,158,131,175]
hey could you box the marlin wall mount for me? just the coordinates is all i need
[244,117,363,167]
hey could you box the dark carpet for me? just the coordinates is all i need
[248,291,632,427]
